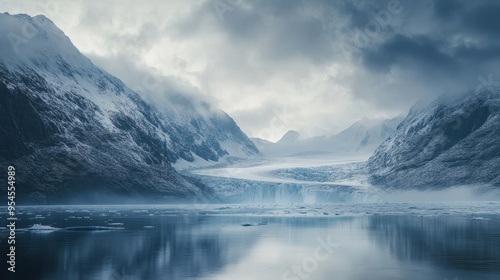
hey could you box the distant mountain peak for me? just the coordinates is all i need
[252,117,402,158]
[277,130,300,144]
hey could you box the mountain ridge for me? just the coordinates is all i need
[251,117,403,157]
[0,13,255,203]
[367,87,500,189]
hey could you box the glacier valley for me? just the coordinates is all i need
[180,154,500,204]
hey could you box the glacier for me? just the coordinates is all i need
[191,175,382,204]
[186,156,382,204]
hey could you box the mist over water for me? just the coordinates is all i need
[381,186,500,203]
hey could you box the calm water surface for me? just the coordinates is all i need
[1,204,500,280]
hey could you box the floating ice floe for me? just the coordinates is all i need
[472,217,491,221]
[241,222,268,227]
[27,224,61,231]
[64,226,124,231]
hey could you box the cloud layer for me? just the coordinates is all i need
[2,0,499,141]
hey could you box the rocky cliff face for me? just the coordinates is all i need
[367,87,500,189]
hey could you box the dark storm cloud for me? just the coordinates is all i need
[340,0,387,29]
[433,0,462,20]
[355,0,500,102]
[463,4,500,38]
[3,0,498,140]
[363,0,500,72]
[434,0,500,38]
[453,45,500,62]
[363,34,457,73]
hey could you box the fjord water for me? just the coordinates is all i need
[1,204,500,280]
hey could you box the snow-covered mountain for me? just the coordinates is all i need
[252,117,402,157]
[321,117,403,153]
[138,88,259,165]
[276,130,301,145]
[249,137,273,152]
[0,13,256,203]
[367,87,500,189]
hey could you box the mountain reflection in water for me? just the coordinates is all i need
[1,205,499,280]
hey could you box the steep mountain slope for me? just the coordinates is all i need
[0,13,253,203]
[252,117,402,157]
[140,90,259,164]
[367,88,500,189]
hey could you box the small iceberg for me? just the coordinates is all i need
[241,222,268,227]
[472,217,490,221]
[64,226,124,231]
[27,224,61,231]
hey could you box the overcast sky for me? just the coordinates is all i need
[2,0,500,141]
